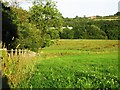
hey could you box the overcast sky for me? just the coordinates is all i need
[18,0,120,18]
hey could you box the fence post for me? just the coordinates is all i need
[2,48,7,58]
[18,49,21,55]
[24,49,27,56]
[28,50,30,56]
[15,49,17,56]
[21,49,24,56]
[10,49,13,58]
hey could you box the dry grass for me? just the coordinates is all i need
[2,49,38,88]
[41,39,118,59]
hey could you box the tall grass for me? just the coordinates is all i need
[2,49,38,88]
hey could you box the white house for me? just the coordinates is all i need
[49,26,73,30]
[62,26,73,30]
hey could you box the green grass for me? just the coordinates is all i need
[40,39,118,59]
[19,39,119,89]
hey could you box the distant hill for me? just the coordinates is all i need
[89,12,120,20]
[114,12,120,16]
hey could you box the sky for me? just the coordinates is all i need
[54,0,120,18]
[8,0,120,18]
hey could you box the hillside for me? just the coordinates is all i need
[61,14,120,40]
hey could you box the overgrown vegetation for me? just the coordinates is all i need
[2,49,39,88]
[2,0,63,51]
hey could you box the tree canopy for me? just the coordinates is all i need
[2,0,63,51]
[29,0,63,47]
[2,0,119,51]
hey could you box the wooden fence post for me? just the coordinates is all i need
[24,49,27,56]
[10,49,13,58]
[15,49,17,56]
[19,49,21,55]
[2,48,7,58]
[21,49,24,56]
[28,50,30,56]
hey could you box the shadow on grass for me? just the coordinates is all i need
[2,75,10,89]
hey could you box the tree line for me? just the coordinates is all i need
[60,17,120,40]
[1,0,119,52]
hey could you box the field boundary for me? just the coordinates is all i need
[0,48,37,59]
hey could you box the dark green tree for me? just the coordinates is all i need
[29,0,63,47]
[60,27,74,39]
[2,3,18,49]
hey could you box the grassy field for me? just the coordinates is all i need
[18,39,119,89]
[2,39,119,88]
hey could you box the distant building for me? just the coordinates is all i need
[49,26,73,30]
[118,1,120,12]
[62,26,73,30]
[88,16,96,19]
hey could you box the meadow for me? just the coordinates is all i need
[2,0,120,89]
[18,39,119,89]
[1,39,119,89]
